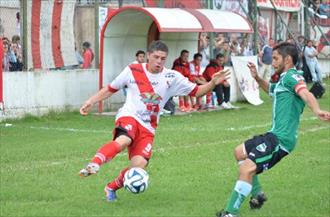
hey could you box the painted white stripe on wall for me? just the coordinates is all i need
[40,0,55,69]
[60,1,78,66]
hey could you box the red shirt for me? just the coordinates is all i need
[172,58,194,82]
[82,48,94,69]
[203,60,223,82]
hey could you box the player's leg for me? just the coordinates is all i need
[105,123,153,201]
[79,135,131,177]
[179,96,185,111]
[79,117,136,177]
[315,62,323,83]
[234,144,264,208]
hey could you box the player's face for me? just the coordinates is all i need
[136,54,145,63]
[147,50,167,73]
[195,57,202,65]
[181,52,189,63]
[272,50,285,74]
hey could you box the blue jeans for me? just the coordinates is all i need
[306,60,323,82]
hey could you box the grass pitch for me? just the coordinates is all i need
[1,80,329,217]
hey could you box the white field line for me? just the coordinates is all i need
[1,116,319,133]
[2,124,330,172]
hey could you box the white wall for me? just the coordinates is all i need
[1,69,99,120]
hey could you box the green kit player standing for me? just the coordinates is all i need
[217,42,330,217]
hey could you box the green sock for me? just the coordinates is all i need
[225,180,252,214]
[251,175,261,197]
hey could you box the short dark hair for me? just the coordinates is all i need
[180,49,189,56]
[135,50,145,57]
[273,42,299,65]
[193,53,202,60]
[216,53,225,59]
[147,40,168,53]
[82,41,91,48]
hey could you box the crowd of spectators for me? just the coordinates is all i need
[2,35,23,71]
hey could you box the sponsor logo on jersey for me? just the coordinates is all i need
[291,74,304,82]
[165,73,175,78]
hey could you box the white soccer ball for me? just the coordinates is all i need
[123,167,149,194]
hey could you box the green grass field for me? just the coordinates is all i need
[1,80,329,217]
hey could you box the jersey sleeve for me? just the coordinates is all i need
[108,66,130,93]
[171,71,198,96]
[283,71,307,94]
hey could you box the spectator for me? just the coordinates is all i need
[319,0,330,17]
[213,33,225,57]
[240,38,253,56]
[10,42,23,71]
[259,38,274,81]
[133,50,145,64]
[81,41,94,69]
[2,41,16,71]
[304,39,323,83]
[16,12,20,36]
[189,53,206,110]
[203,53,235,109]
[172,50,193,112]
[199,33,210,71]
[219,41,232,66]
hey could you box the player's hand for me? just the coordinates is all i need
[212,69,231,85]
[247,62,258,79]
[80,100,93,116]
[316,110,330,121]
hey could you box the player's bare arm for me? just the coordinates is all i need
[80,86,114,115]
[247,62,269,93]
[195,69,230,97]
[298,88,330,121]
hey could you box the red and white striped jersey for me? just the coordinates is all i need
[108,63,197,134]
[189,61,203,77]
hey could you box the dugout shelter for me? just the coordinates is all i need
[99,6,253,112]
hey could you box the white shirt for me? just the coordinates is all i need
[304,46,318,62]
[109,63,197,134]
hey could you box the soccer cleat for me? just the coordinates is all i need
[79,162,100,177]
[104,187,117,202]
[216,210,237,217]
[249,192,268,209]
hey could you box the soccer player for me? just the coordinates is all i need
[217,42,330,217]
[133,50,145,64]
[79,40,230,201]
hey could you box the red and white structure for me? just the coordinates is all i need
[99,6,253,112]
[27,0,77,69]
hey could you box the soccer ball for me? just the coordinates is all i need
[123,167,149,194]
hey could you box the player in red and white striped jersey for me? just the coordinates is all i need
[78,40,230,201]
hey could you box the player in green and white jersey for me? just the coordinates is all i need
[217,42,330,217]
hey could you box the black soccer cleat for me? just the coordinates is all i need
[249,192,268,209]
[216,210,238,217]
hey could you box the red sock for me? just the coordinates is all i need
[179,97,184,107]
[206,92,212,104]
[91,141,121,165]
[107,167,129,191]
[184,99,190,108]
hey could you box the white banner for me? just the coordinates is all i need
[231,56,263,106]
[257,0,301,12]
[213,0,248,18]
